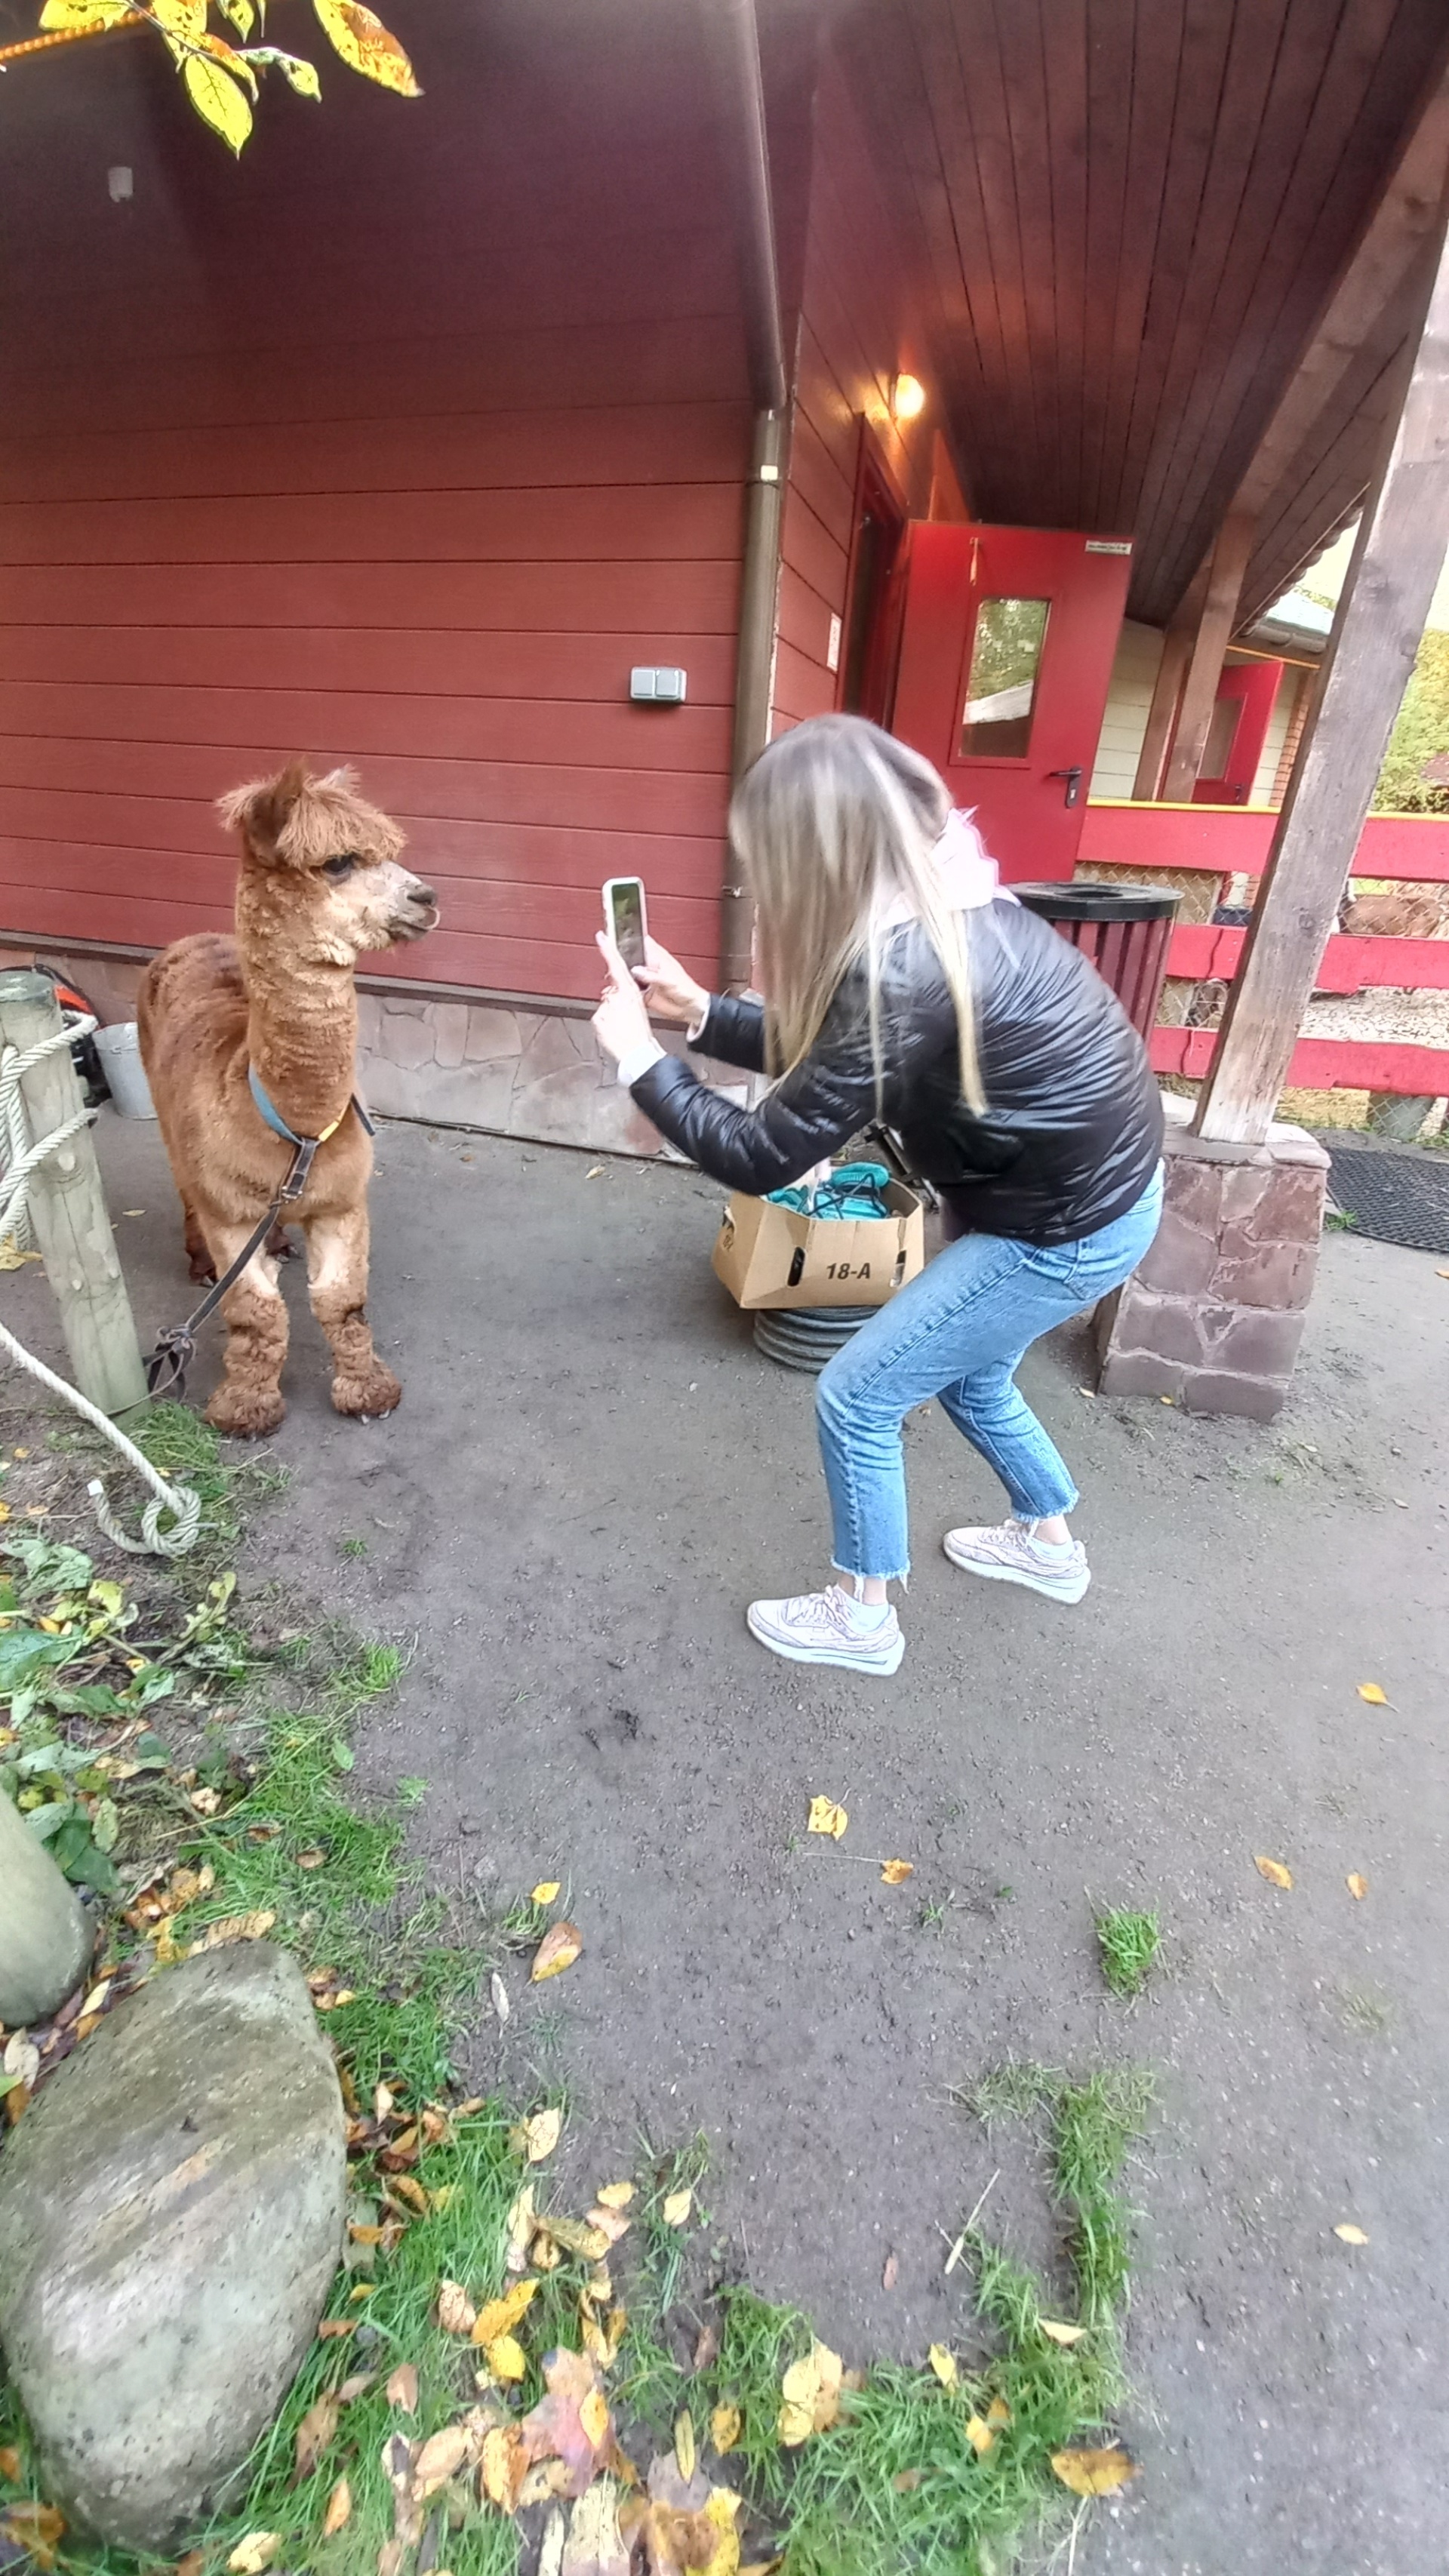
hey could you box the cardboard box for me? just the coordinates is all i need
[712,1181,924,1312]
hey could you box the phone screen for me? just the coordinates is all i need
[607,878,647,974]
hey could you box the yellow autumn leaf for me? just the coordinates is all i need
[807,1795,848,1839]
[778,2340,843,2445]
[674,2409,697,2483]
[312,0,420,94]
[986,2395,1011,2427]
[964,2412,995,2455]
[531,1920,583,1981]
[580,2386,610,2448]
[192,1910,276,1951]
[703,2485,742,2576]
[228,2536,281,2575]
[504,2185,536,2273]
[321,2476,351,2536]
[385,2362,418,2411]
[531,1880,561,1904]
[151,0,205,38]
[473,2277,538,2345]
[487,2333,528,2382]
[880,1858,914,1885]
[712,2403,742,2454]
[38,0,131,26]
[1038,2319,1087,2347]
[1357,1682,1389,1705]
[927,2344,958,2390]
[1346,1873,1369,1900]
[1334,2223,1369,2245]
[523,2105,563,2163]
[595,2180,634,2208]
[661,2186,693,2227]
[183,53,254,153]
[1051,2445,1137,2498]
[1254,1855,1293,1889]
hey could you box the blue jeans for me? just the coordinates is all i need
[815,1168,1164,1582]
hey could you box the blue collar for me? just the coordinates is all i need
[248,1066,374,1146]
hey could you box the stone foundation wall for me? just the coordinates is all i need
[5,951,749,1158]
[1097,1100,1329,1420]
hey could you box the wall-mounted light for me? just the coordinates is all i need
[891,372,926,423]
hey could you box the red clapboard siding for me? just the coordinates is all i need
[0,2,752,1000]
[1169,923,1449,993]
[1081,801,1449,885]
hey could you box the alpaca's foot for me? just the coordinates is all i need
[189,1245,217,1285]
[206,1380,287,1439]
[265,1223,295,1261]
[332,1363,401,1420]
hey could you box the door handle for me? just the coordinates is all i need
[1048,766,1084,808]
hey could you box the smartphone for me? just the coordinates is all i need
[603,876,648,975]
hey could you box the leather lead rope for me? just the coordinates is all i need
[144,1134,319,1401]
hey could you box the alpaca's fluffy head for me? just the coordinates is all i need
[219,759,438,959]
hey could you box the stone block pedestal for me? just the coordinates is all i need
[1097,1102,1330,1420]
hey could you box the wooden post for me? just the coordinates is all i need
[0,971,147,1414]
[1195,212,1449,1146]
[1131,574,1202,799]
[1159,513,1255,802]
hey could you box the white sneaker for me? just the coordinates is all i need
[746,1584,905,1674]
[943,1518,1091,1604]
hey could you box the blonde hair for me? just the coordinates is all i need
[728,714,985,1115]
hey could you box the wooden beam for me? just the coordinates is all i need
[1131,571,1202,799]
[1159,514,1255,802]
[1194,208,1449,1146]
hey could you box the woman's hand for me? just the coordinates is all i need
[631,935,710,1029]
[591,930,654,1066]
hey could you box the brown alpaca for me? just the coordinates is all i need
[138,761,438,1437]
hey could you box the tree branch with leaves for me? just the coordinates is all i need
[17,0,418,153]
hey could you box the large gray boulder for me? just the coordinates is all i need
[0,1786,94,2027]
[0,1942,346,2552]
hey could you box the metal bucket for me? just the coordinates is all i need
[93,1022,156,1119]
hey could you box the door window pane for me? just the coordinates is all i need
[958,597,1050,758]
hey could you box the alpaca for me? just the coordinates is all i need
[138,760,438,1436]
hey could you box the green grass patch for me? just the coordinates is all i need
[1094,1907,1162,1999]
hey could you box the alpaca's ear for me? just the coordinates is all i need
[217,759,311,860]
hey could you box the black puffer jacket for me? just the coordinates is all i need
[631,900,1164,1247]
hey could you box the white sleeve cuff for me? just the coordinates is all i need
[616,1037,667,1089]
[686,1002,712,1044]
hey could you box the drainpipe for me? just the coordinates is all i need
[706,0,789,988]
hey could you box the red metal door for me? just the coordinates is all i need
[891,524,1133,880]
[1191,657,1284,805]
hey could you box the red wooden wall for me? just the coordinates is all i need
[0,2,754,1005]
[772,47,954,733]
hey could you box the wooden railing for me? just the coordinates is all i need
[1078,801,1449,1098]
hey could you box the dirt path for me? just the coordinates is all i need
[11,1111,1447,2574]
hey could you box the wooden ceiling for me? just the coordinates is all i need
[831,0,1449,625]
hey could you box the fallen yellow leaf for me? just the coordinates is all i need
[580,2387,611,2448]
[1254,1855,1294,1889]
[523,2104,564,2163]
[807,1795,848,1839]
[228,2534,282,2574]
[480,2423,528,2512]
[964,2412,995,2455]
[531,1880,561,1904]
[661,2186,693,2227]
[437,2279,477,2335]
[712,2403,742,2454]
[1038,2319,1087,2347]
[191,1910,276,1951]
[703,2485,742,2576]
[474,2277,538,2346]
[1347,1873,1369,1900]
[778,2340,844,2445]
[880,1857,914,1885]
[505,2184,536,2273]
[674,2410,697,2483]
[1357,1683,1389,1706]
[927,2344,958,2390]
[531,1920,583,1981]
[1051,2445,1137,2497]
[487,2333,528,2383]
[293,2390,340,2480]
[322,2476,352,2536]
[385,2362,418,2412]
[595,2180,635,2208]
[986,2395,1011,2427]
[1334,2223,1369,2245]
[586,2204,632,2245]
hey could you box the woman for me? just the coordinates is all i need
[592,714,1163,1676]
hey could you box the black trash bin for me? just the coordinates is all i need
[1011,879,1180,1041]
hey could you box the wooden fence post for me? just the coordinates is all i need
[1195,205,1449,1146]
[0,971,147,1415]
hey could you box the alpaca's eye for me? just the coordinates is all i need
[322,854,359,882]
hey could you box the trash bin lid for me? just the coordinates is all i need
[1011,879,1179,923]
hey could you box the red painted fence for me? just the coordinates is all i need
[1079,802,1449,1098]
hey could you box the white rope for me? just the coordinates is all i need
[0,1020,202,1557]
